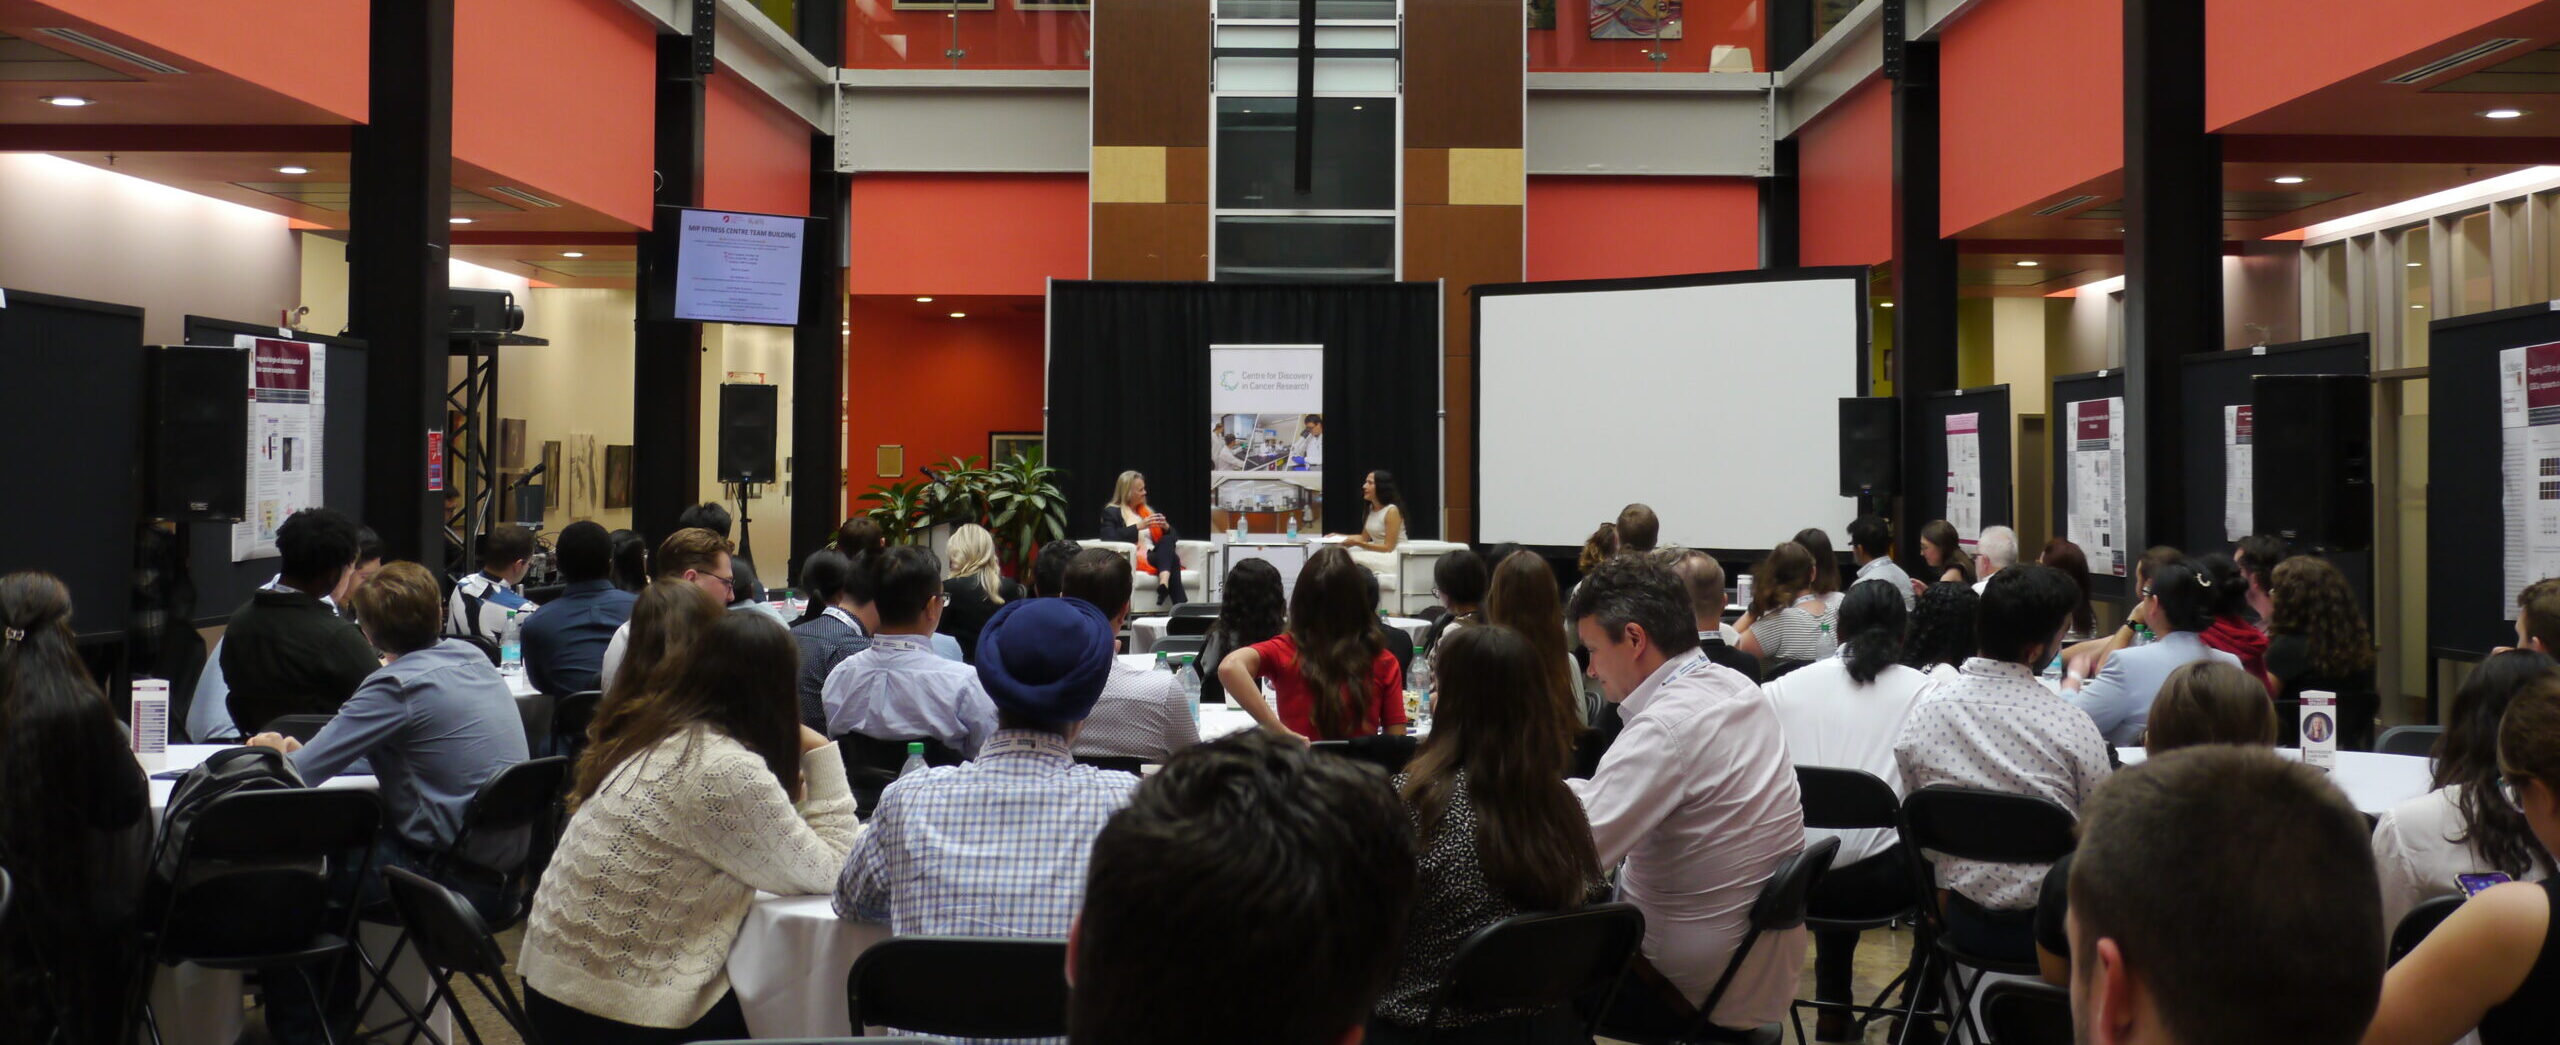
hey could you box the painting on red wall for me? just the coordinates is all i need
[1528,0,1555,30]
[1591,0,1681,39]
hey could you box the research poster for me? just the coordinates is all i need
[1209,344,1324,535]
[1944,412,1982,549]
[672,209,807,326]
[2500,341,2560,619]
[2068,397,2127,578]
[231,336,326,562]
[2224,405,2254,542]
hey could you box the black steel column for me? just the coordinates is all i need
[1760,136,1800,269]
[2124,0,2219,552]
[634,32,709,544]
[1890,29,1958,564]
[791,133,849,576]
[348,0,454,568]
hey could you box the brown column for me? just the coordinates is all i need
[1091,0,1210,280]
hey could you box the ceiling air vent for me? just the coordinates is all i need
[2385,38,2526,85]
[2034,195,2101,217]
[485,185,562,209]
[33,28,184,75]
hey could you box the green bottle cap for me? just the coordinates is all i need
[906,741,924,757]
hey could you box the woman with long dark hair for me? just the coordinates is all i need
[2371,649,2557,930]
[2193,553,2271,691]
[522,613,855,1043]
[2264,556,2376,703]
[1794,527,1846,613]
[1194,558,1287,688]
[1735,541,1836,664]
[2038,538,2097,642]
[1919,519,1975,586]
[1761,579,1932,1038]
[608,528,651,594]
[1485,550,1583,727]
[1340,470,1410,583]
[0,572,149,1045]
[1370,625,1602,1043]
[1217,545,1406,741]
[1903,581,1981,684]
[789,549,870,730]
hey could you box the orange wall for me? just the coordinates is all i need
[2207,0,2539,130]
[842,296,1046,514]
[1526,176,1759,281]
[1795,77,1891,268]
[1937,0,2122,238]
[847,173,1088,297]
[454,0,656,227]
[40,0,367,121]
[705,73,813,217]
[1529,0,1764,72]
[846,3,1089,69]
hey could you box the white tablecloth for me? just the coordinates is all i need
[728,894,891,1038]
[1129,615,1430,655]
[2115,747,2430,814]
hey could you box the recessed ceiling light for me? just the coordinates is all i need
[40,95,93,108]
[1878,302,1894,309]
[2015,260,2039,267]
[2270,175,2306,185]
[2412,304,2427,309]
[915,296,934,303]
[1352,104,1363,110]
[2481,108,2529,120]
[274,165,311,175]
[2407,261,2423,268]
[449,217,474,224]
[948,312,967,319]
[560,251,584,258]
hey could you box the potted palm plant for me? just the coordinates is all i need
[985,446,1068,575]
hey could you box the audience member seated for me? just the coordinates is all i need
[520,613,854,1043]
[788,549,872,731]
[2511,578,2560,656]
[1062,549,1197,763]
[2069,747,2384,1045]
[837,597,1136,943]
[1421,547,1488,654]
[447,522,539,645]
[1847,514,1914,610]
[602,527,786,691]
[679,501,780,619]
[1973,525,2018,594]
[1565,554,1807,1041]
[0,572,150,1045]
[224,507,383,736]
[601,581,725,722]
[1068,731,1416,1045]
[607,528,650,593]
[2064,558,2242,745]
[1359,568,1415,678]
[1764,579,1934,1040]
[1486,550,1585,727]
[2234,533,2292,623]
[1101,470,1187,606]
[520,521,636,699]
[1794,527,1847,614]
[2193,553,2271,688]
[1218,546,1406,742]
[1735,540,1837,665]
[938,522,1024,664]
[1894,564,2111,962]
[2365,673,2560,1044]
[1577,522,1620,578]
[1370,625,1604,1044]
[1663,548,1760,681]
[831,515,887,559]
[1029,537,1085,598]
[2372,650,2557,931]
[1616,502,1660,554]
[2040,537,2099,643]
[2264,555,2377,709]
[1193,558,1286,689]
[1919,519,1975,587]
[822,545,999,757]
[1903,581,1981,686]
[193,554,362,743]
[2061,545,2185,676]
[340,525,386,622]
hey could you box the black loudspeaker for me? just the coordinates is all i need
[2252,374,2371,552]
[718,383,779,483]
[1839,397,1901,497]
[146,345,249,521]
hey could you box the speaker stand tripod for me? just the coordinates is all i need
[725,481,760,570]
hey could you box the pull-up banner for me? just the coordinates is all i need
[1209,344,1325,535]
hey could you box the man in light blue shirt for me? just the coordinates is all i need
[2062,558,2240,745]
[821,545,999,756]
[1849,514,1916,610]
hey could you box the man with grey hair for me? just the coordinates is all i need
[1566,554,1805,1040]
[1972,525,2020,594]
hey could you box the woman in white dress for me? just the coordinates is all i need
[1335,469,1407,578]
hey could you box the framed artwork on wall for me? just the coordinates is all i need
[1528,0,1555,30]
[603,445,633,509]
[990,431,1045,463]
[1591,0,1681,39]
[877,445,905,478]
[1017,0,1090,8]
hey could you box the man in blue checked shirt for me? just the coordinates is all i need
[835,594,1138,950]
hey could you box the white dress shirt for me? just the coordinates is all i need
[820,633,999,757]
[2372,784,2555,931]
[1567,650,1807,1029]
[1893,657,2112,910]
[1072,657,1199,763]
[1763,659,1937,865]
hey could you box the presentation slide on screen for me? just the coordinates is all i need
[1477,274,1864,551]
[673,209,806,326]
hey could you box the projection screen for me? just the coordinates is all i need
[1473,269,1869,553]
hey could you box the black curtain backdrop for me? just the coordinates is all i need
[1048,281,1441,543]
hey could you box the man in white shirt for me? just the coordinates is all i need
[597,527,746,692]
[1972,525,2019,595]
[1290,414,1323,470]
[1894,564,2112,962]
[1848,514,1915,609]
[1565,555,1806,1042]
[822,545,998,757]
[1060,548,1197,762]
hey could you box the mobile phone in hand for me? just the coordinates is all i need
[2457,872,2515,898]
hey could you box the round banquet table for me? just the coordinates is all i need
[2115,746,2431,814]
[1129,614,1431,655]
[727,894,892,1038]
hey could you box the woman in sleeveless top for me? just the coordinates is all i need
[1337,470,1408,579]
[2362,672,2560,1045]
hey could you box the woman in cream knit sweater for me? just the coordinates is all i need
[520,602,862,1042]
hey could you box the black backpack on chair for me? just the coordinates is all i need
[149,745,307,886]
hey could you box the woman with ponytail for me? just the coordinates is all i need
[1760,578,1935,1040]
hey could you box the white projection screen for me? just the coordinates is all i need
[1475,269,1868,552]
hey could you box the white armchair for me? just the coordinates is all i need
[1369,540,1469,616]
[1078,539,1215,613]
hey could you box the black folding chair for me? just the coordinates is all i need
[2376,725,2443,758]
[1978,980,2074,1045]
[839,734,965,817]
[265,714,337,743]
[847,936,1070,1039]
[1788,767,1924,1045]
[1074,755,1148,775]
[378,867,536,1045]
[514,689,554,755]
[1897,787,2079,1045]
[1311,734,1420,774]
[550,690,602,763]
[141,788,385,1045]
[2390,895,2466,965]
[1165,615,1216,637]
[1168,601,1221,619]
[1421,903,1646,1039]
[1680,836,1839,1044]
[1151,635,1208,657]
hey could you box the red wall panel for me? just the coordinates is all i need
[38,0,368,121]
[847,173,1088,297]
[1795,77,1891,268]
[842,296,1047,515]
[704,74,812,217]
[2207,0,2540,129]
[453,0,654,228]
[1526,176,1758,281]
[1937,0,2122,238]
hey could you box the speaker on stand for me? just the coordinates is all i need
[718,383,780,566]
[1838,397,1902,502]
[2252,374,2372,554]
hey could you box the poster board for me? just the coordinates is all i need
[2176,335,2372,614]
[1905,385,2013,557]
[182,317,367,625]
[2051,369,2130,602]
[2428,303,2560,659]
